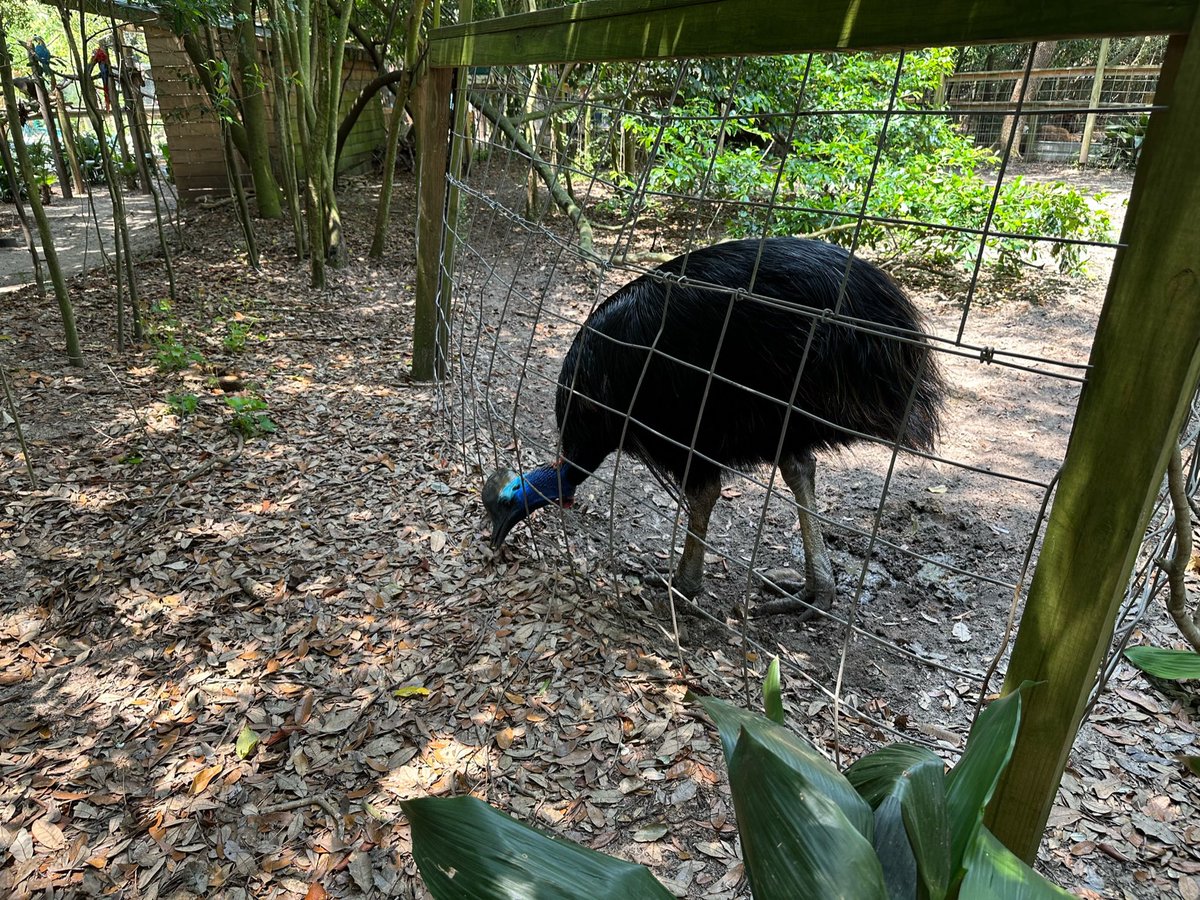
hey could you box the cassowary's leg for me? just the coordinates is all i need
[757,452,836,619]
[672,480,722,598]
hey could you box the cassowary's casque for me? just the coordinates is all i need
[483,237,944,616]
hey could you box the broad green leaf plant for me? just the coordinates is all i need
[403,663,1071,899]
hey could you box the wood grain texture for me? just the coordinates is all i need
[412,68,454,381]
[430,0,1196,67]
[987,16,1200,861]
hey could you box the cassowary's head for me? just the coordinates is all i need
[482,465,575,548]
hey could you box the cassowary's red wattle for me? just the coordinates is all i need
[483,237,945,617]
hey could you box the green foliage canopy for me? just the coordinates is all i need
[615,51,1111,273]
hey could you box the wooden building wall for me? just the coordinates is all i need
[145,25,385,203]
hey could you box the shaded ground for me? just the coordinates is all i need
[0,166,1197,899]
[0,185,178,291]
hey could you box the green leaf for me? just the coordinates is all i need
[945,687,1026,876]
[402,796,673,900]
[845,745,950,900]
[872,794,917,900]
[959,826,1072,899]
[1124,646,1200,680]
[235,725,260,760]
[763,656,784,724]
[395,685,431,699]
[694,694,873,838]
[728,726,887,900]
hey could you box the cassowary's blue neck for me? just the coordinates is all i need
[502,463,577,512]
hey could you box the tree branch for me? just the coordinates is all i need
[335,68,408,163]
[470,90,594,257]
[1156,444,1200,652]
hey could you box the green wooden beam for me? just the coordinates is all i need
[40,0,161,27]
[429,0,1196,67]
[985,15,1200,862]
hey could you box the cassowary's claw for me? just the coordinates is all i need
[649,569,700,602]
[754,567,834,620]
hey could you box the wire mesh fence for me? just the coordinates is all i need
[943,64,1160,163]
[433,41,1171,755]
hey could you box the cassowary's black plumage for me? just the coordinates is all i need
[484,237,944,616]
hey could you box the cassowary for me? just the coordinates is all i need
[483,237,944,617]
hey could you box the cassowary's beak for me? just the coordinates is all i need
[482,468,521,548]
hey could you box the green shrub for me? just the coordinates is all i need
[1098,114,1148,171]
[617,51,1111,275]
[166,392,198,416]
[404,663,1069,899]
[153,336,203,372]
[158,141,173,183]
[0,141,57,201]
[223,321,251,353]
[71,132,136,184]
[225,394,276,437]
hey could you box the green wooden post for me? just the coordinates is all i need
[412,66,454,381]
[439,1,474,356]
[986,19,1200,862]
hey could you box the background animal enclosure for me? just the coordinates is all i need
[444,50,1108,706]
[421,0,1200,863]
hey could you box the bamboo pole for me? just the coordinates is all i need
[0,19,82,366]
[986,20,1200,862]
[1078,38,1111,165]
[53,86,85,195]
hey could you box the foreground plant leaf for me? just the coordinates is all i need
[694,694,873,838]
[762,656,784,724]
[959,826,1072,899]
[845,744,950,900]
[945,687,1026,876]
[728,726,887,900]
[1124,646,1200,680]
[402,796,673,900]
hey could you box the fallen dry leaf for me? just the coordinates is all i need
[191,764,224,795]
[31,818,65,851]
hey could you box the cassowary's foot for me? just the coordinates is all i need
[645,567,703,605]
[753,566,834,621]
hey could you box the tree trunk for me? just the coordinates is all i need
[60,5,142,344]
[205,24,259,268]
[369,90,409,259]
[267,14,305,256]
[471,90,594,255]
[369,0,427,258]
[0,20,81,366]
[233,0,282,217]
[995,41,1058,158]
[0,135,47,299]
[105,24,138,192]
[271,0,353,284]
[53,85,85,194]
[25,51,71,200]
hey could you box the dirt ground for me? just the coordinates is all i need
[1,165,1198,899]
[0,186,178,292]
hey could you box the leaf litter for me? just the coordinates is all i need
[0,172,1195,899]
